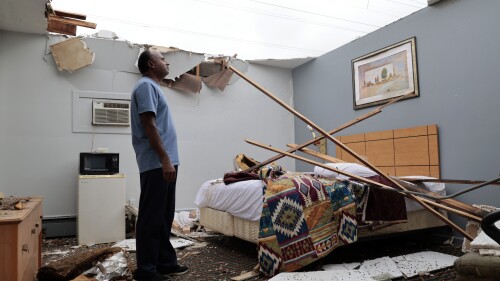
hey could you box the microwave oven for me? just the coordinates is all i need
[79,153,119,175]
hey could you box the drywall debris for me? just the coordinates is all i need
[203,68,233,91]
[50,37,95,72]
[112,237,194,252]
[268,270,376,281]
[392,251,457,278]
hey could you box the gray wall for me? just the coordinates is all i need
[292,0,500,236]
[0,31,295,222]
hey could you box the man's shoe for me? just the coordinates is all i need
[133,270,169,281]
[159,265,189,276]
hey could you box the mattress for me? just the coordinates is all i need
[194,179,264,221]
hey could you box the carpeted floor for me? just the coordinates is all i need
[41,229,464,281]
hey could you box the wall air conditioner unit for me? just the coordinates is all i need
[92,99,130,126]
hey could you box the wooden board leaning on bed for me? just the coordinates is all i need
[335,124,440,178]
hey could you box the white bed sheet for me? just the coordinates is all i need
[194,179,264,221]
[194,175,446,221]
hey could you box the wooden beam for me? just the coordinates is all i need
[286,144,345,163]
[47,19,77,36]
[403,178,500,186]
[47,14,97,29]
[392,177,489,218]
[53,9,87,20]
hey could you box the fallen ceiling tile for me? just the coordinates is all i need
[268,270,376,281]
[50,37,95,72]
[392,251,458,278]
[322,262,360,271]
[359,256,403,280]
[470,221,500,251]
[112,237,194,252]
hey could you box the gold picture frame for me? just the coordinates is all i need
[352,37,419,109]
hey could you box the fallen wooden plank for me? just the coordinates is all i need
[403,178,500,186]
[286,144,344,163]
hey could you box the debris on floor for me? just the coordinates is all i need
[112,237,195,252]
[37,247,123,281]
[270,251,458,281]
[454,219,500,280]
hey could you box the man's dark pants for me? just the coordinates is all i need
[136,166,178,276]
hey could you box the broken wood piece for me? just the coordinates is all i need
[403,178,500,186]
[47,19,77,36]
[182,226,191,234]
[53,9,87,20]
[47,14,97,29]
[14,201,23,210]
[36,247,122,281]
[391,177,489,218]
[286,144,344,163]
[231,270,259,281]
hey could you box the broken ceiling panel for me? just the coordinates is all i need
[50,37,95,72]
[202,68,233,91]
[149,46,205,80]
[162,73,202,94]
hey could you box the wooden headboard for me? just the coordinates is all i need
[335,124,440,178]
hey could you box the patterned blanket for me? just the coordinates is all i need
[257,171,365,276]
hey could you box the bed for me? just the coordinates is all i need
[196,176,447,244]
[195,124,449,275]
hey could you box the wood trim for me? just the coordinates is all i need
[47,20,77,36]
[47,15,97,29]
[53,9,87,20]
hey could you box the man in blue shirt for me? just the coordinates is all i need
[131,49,188,281]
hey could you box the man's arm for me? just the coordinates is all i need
[140,111,176,182]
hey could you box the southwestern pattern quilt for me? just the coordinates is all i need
[257,171,364,276]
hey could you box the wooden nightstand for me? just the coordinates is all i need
[0,197,43,281]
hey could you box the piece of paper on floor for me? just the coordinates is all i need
[170,237,195,249]
[113,239,137,251]
[113,238,194,252]
[392,251,457,278]
[268,270,376,281]
[470,221,500,251]
[359,256,403,280]
[323,262,360,271]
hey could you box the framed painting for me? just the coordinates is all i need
[352,37,419,109]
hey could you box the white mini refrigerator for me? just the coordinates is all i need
[78,174,126,245]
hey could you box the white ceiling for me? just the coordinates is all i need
[0,0,47,35]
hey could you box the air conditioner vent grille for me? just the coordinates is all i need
[92,100,130,126]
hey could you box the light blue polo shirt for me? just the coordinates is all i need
[131,76,179,173]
